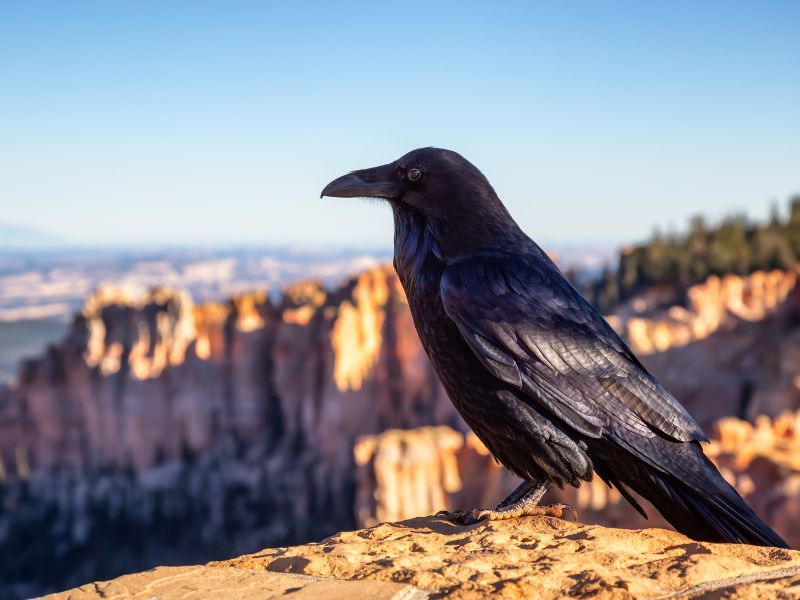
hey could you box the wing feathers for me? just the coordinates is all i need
[440,253,707,447]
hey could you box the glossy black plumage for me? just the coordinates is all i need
[321,147,788,548]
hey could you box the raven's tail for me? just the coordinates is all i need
[595,441,789,548]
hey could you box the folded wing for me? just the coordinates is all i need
[439,251,707,450]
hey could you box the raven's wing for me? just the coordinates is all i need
[439,252,707,444]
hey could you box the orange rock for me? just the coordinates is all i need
[49,517,800,599]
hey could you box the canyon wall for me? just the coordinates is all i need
[2,265,800,597]
[0,267,461,597]
[616,268,800,425]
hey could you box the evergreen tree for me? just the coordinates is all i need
[579,197,800,312]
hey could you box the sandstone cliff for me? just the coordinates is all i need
[3,266,800,597]
[614,268,800,425]
[0,267,461,598]
[49,516,800,599]
[612,269,799,356]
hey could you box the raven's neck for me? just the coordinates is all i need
[392,206,444,298]
[430,202,527,259]
[392,199,532,281]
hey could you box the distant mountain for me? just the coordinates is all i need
[0,223,64,248]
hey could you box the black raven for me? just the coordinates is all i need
[321,147,788,548]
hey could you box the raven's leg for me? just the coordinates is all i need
[496,480,544,507]
[436,480,577,525]
[472,480,577,522]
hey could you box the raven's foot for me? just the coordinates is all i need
[472,502,578,522]
[435,479,577,525]
[435,503,577,525]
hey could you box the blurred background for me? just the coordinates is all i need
[1,1,799,597]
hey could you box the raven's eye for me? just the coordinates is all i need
[407,167,422,182]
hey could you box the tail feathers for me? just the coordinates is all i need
[648,467,789,548]
[595,441,789,548]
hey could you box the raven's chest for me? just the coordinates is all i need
[397,261,491,404]
[392,214,490,403]
[395,252,449,346]
[404,273,458,362]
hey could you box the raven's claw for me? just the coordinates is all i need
[435,509,481,525]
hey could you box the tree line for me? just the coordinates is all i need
[583,196,800,313]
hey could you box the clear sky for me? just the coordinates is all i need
[1,1,798,249]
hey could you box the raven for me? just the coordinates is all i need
[321,147,788,548]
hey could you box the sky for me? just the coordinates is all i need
[1,1,798,249]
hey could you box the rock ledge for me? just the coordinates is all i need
[49,516,800,599]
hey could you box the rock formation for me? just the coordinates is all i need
[707,411,800,548]
[614,269,800,425]
[0,267,461,598]
[49,516,800,599]
[611,269,799,355]
[3,266,800,597]
[354,427,460,527]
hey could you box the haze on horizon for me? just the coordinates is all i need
[1,1,798,249]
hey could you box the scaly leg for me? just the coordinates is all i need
[437,480,577,525]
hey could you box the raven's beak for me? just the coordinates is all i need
[320,162,402,200]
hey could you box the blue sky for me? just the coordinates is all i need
[1,1,798,249]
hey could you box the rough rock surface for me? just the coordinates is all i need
[50,516,800,599]
[45,566,425,600]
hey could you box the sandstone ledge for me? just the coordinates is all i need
[44,566,426,600]
[49,516,800,599]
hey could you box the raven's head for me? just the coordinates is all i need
[321,147,498,217]
[321,147,522,256]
